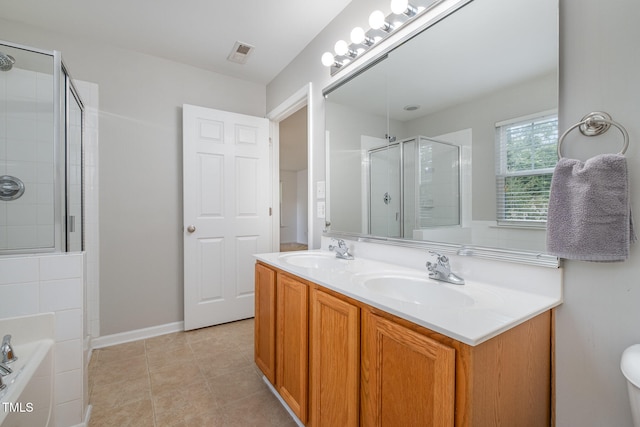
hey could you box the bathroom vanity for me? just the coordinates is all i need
[254,250,560,426]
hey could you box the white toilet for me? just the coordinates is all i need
[621,344,640,427]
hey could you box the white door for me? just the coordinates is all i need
[183,104,272,330]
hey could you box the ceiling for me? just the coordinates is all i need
[0,0,352,85]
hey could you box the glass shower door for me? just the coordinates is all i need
[0,44,56,252]
[369,145,401,237]
[402,137,461,236]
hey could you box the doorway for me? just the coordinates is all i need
[267,83,314,253]
[278,106,309,252]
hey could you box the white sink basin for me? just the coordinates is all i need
[278,251,341,269]
[351,271,476,307]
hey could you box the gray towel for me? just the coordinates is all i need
[546,153,635,261]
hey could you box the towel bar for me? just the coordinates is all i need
[557,111,629,158]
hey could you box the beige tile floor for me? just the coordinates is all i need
[279,243,308,252]
[88,318,297,427]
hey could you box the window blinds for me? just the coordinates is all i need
[495,112,558,226]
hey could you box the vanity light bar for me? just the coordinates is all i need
[321,0,436,74]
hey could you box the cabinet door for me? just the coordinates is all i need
[361,312,455,427]
[310,288,360,427]
[276,273,309,423]
[254,263,276,384]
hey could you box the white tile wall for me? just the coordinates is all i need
[56,400,83,427]
[75,80,99,342]
[0,67,56,251]
[74,79,99,427]
[0,253,85,427]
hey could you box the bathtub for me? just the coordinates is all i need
[0,314,54,427]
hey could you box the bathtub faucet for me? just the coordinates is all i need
[1,335,17,364]
[426,251,465,285]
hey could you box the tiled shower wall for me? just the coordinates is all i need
[0,253,86,426]
[75,80,100,340]
[0,79,98,427]
[0,67,56,250]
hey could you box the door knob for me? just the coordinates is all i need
[186,225,196,233]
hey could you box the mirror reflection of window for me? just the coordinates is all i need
[495,111,558,226]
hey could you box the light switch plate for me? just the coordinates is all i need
[317,181,326,199]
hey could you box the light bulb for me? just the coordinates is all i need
[334,40,349,56]
[390,0,409,14]
[350,27,366,44]
[321,52,335,67]
[369,10,386,30]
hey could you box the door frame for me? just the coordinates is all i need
[267,83,314,250]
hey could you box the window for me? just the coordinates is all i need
[495,111,558,226]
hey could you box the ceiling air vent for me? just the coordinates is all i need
[227,41,255,65]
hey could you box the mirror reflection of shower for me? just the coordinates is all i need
[368,136,461,239]
[0,52,15,71]
[0,41,84,254]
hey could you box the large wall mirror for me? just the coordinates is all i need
[324,0,559,265]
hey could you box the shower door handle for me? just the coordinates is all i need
[186,225,196,233]
[383,192,391,205]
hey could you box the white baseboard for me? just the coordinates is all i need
[91,321,184,349]
[262,375,304,427]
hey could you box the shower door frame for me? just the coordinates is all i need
[0,40,83,254]
[63,63,85,252]
[366,136,463,239]
[367,142,403,238]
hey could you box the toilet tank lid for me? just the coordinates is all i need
[621,344,640,388]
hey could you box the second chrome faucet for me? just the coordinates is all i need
[426,251,465,285]
[329,238,354,260]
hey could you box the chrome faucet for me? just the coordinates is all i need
[329,238,354,260]
[426,251,465,285]
[1,335,17,364]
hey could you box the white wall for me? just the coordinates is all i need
[267,0,640,425]
[326,101,389,233]
[0,18,266,336]
[554,1,640,426]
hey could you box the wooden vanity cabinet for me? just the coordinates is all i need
[276,271,309,423]
[363,305,552,427]
[254,263,552,427]
[254,262,276,384]
[361,310,456,427]
[309,286,360,427]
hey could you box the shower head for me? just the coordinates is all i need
[0,52,15,71]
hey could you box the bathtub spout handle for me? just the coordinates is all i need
[1,335,17,364]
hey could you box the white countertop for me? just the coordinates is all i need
[255,250,562,346]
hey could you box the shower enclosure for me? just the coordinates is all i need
[368,136,460,239]
[0,41,84,254]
